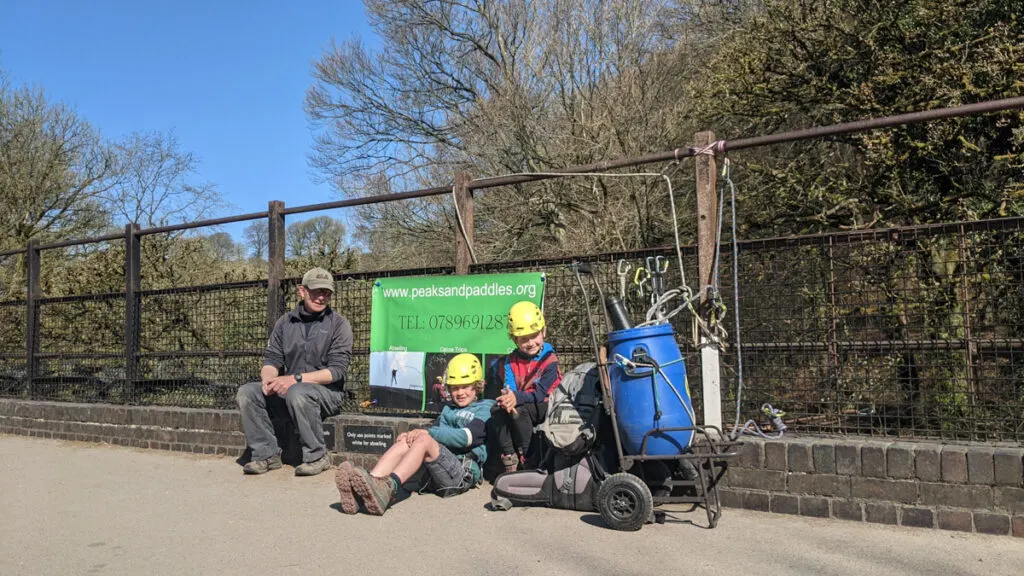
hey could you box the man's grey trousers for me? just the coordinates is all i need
[236,382,344,463]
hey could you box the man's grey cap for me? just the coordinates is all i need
[302,267,335,291]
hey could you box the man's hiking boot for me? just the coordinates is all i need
[350,467,395,516]
[335,462,359,514]
[242,454,282,475]
[295,454,332,477]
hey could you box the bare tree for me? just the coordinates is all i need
[105,131,222,229]
[205,232,244,261]
[0,80,117,250]
[306,0,708,264]
[243,219,268,261]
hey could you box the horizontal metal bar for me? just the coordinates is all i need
[137,211,268,236]
[138,348,374,359]
[468,150,694,190]
[11,97,1024,253]
[467,97,1024,191]
[138,350,264,359]
[0,248,27,257]
[282,185,453,216]
[742,339,1024,352]
[278,265,457,287]
[37,232,123,251]
[739,216,1024,251]
[36,352,122,360]
[137,279,268,297]
[724,96,1024,153]
[0,299,28,308]
[37,292,126,305]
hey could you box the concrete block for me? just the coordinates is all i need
[919,483,992,509]
[864,502,898,525]
[799,496,830,518]
[941,446,968,483]
[851,477,919,504]
[967,447,995,485]
[914,445,942,482]
[812,442,836,474]
[764,442,787,471]
[737,440,763,468]
[993,487,1024,514]
[886,443,915,479]
[742,491,769,512]
[787,474,851,497]
[1013,516,1024,538]
[973,512,1010,536]
[836,443,860,476]
[861,444,887,478]
[900,507,935,529]
[993,449,1024,487]
[831,499,863,522]
[770,493,799,515]
[937,510,973,533]
[726,468,787,491]
[788,441,814,473]
[718,488,743,508]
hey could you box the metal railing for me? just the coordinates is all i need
[0,96,1022,441]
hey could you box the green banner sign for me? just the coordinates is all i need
[367,273,545,410]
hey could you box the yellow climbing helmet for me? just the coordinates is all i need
[508,301,545,338]
[445,353,482,386]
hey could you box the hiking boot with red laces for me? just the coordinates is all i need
[335,462,358,514]
[349,467,396,516]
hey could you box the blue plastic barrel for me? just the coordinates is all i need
[607,323,695,455]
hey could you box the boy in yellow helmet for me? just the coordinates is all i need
[491,301,562,473]
[335,353,494,515]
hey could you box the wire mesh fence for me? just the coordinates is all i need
[134,280,268,407]
[1,217,1022,441]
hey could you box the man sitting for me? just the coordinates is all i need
[235,267,353,476]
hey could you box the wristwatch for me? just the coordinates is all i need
[294,373,303,383]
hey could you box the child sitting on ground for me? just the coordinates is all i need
[490,301,562,473]
[335,353,494,515]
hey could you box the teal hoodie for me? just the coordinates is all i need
[428,399,495,485]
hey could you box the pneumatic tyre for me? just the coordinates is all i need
[596,472,653,531]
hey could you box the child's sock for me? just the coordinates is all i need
[388,472,402,491]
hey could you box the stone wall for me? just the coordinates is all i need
[0,399,246,456]
[720,436,1024,537]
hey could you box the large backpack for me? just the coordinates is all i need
[537,362,602,457]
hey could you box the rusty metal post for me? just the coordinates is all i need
[957,225,977,438]
[453,172,474,275]
[827,237,840,429]
[267,200,286,336]
[124,224,141,404]
[694,131,722,430]
[25,240,40,398]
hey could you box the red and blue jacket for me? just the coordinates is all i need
[492,343,562,406]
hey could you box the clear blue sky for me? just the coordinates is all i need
[0,0,376,238]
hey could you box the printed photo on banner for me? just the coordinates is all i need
[368,351,425,411]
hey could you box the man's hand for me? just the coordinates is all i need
[497,387,518,414]
[264,375,298,396]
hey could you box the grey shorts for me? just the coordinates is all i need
[424,444,473,494]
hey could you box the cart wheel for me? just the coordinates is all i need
[597,473,654,531]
